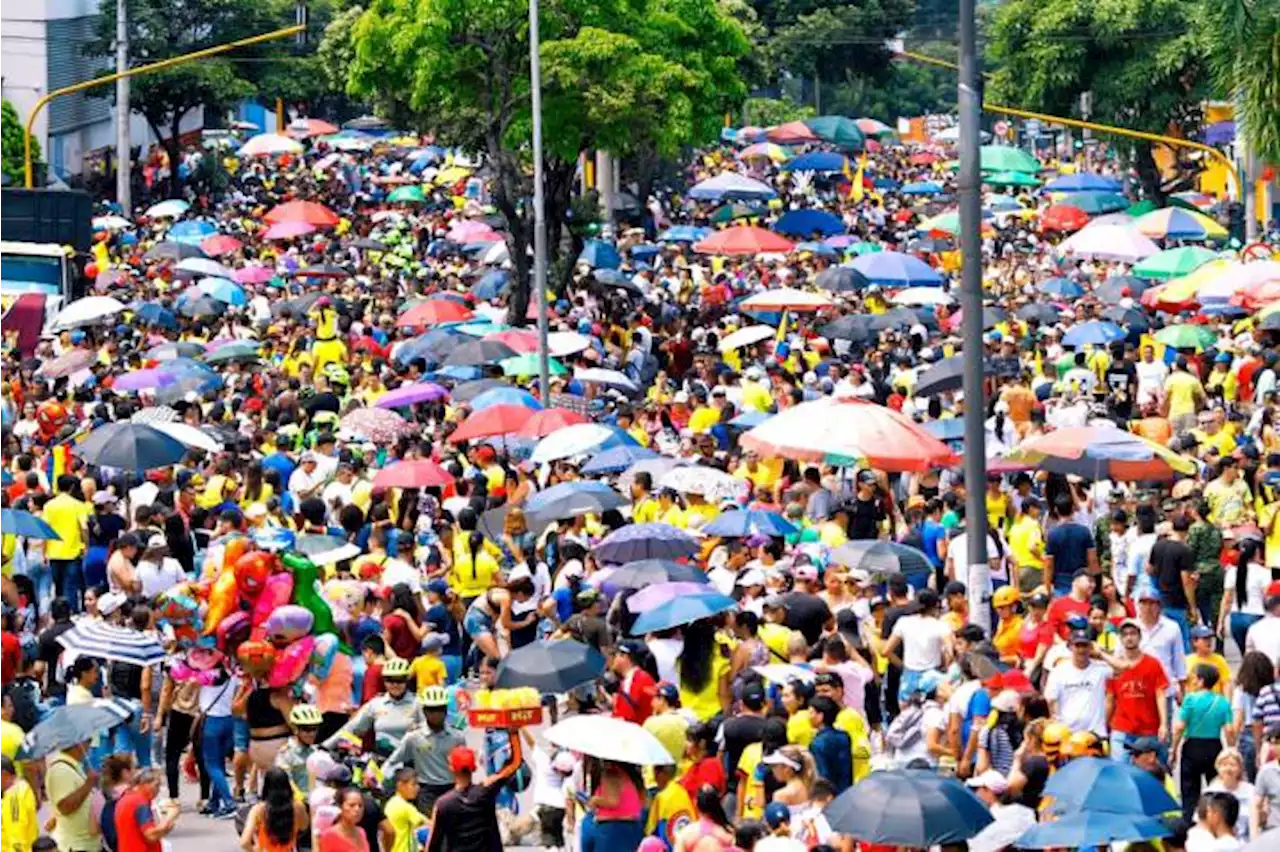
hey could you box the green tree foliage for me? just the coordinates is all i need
[987,0,1211,201]
[743,97,815,126]
[1203,0,1280,166]
[826,54,955,122]
[1,100,41,186]
[345,0,748,320]
[749,0,913,85]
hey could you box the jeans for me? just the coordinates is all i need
[1230,612,1264,658]
[1109,731,1168,765]
[1240,727,1258,783]
[112,714,153,768]
[580,812,645,852]
[201,715,236,811]
[1164,606,1191,651]
[83,546,109,591]
[19,559,54,618]
[49,558,83,612]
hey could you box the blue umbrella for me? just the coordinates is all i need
[470,387,543,411]
[606,559,709,590]
[168,220,217,244]
[1043,172,1122,193]
[775,209,845,237]
[72,422,188,471]
[1042,756,1179,816]
[658,225,711,243]
[252,526,296,552]
[729,410,771,429]
[133,302,178,330]
[17,703,130,760]
[1015,811,1170,849]
[629,590,737,634]
[1062,320,1125,347]
[794,241,837,256]
[594,524,700,564]
[687,172,776,202]
[629,243,660,262]
[873,177,900,190]
[701,509,798,539]
[1061,191,1130,215]
[901,181,944,196]
[1,470,12,486]
[1037,277,1085,298]
[578,239,621,270]
[525,481,628,522]
[581,444,660,475]
[472,270,511,300]
[824,769,993,847]
[850,250,943,287]
[1,508,60,540]
[923,419,966,442]
[785,151,849,173]
[197,276,247,306]
[394,330,461,366]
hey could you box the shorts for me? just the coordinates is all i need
[233,718,250,752]
[463,605,495,640]
[538,805,566,847]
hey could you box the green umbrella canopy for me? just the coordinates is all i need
[985,170,1041,188]
[1127,197,1203,217]
[710,203,766,224]
[388,185,426,203]
[803,115,866,150]
[978,145,1041,174]
[501,353,568,377]
[1132,246,1220,279]
[1153,325,1217,351]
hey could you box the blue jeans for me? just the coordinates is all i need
[1240,727,1258,783]
[1230,612,1264,658]
[18,559,54,617]
[83,546,109,591]
[112,715,153,768]
[1164,606,1191,650]
[49,558,83,612]
[580,812,645,852]
[201,715,236,811]
[1110,730,1168,765]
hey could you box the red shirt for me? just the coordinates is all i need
[382,614,418,660]
[680,755,727,799]
[1107,653,1170,736]
[612,667,656,725]
[1,632,20,685]
[1046,595,1091,640]
[114,790,161,852]
[360,661,384,706]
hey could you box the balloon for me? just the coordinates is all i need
[309,634,339,681]
[201,568,239,636]
[236,639,277,679]
[216,611,252,652]
[169,660,218,686]
[234,551,277,600]
[223,537,253,572]
[283,553,337,638]
[322,580,363,613]
[263,604,314,644]
[84,263,99,279]
[156,585,198,621]
[251,572,294,629]
[267,636,316,688]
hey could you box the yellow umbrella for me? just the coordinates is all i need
[431,165,472,187]
[1150,259,1232,306]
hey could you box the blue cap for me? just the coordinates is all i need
[1190,624,1214,639]
[426,578,449,596]
[764,802,791,828]
[1215,352,1233,364]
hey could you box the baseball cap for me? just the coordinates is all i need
[92,491,118,506]
[1125,736,1162,755]
[426,578,450,596]
[98,591,126,616]
[1118,618,1142,633]
[764,801,791,828]
[762,594,787,611]
[655,682,681,706]
[448,745,477,772]
[146,534,167,550]
[616,640,643,658]
[741,681,765,710]
[965,770,1009,795]
[1068,629,1093,646]
[794,563,818,582]
[1189,624,1214,640]
[1135,585,1162,603]
[737,568,766,588]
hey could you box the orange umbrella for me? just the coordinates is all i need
[448,404,536,443]
[287,118,339,138]
[517,408,590,440]
[396,299,475,328]
[1040,205,1090,232]
[768,121,818,144]
[693,226,795,256]
[264,200,340,228]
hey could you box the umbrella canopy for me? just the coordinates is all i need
[1100,305,1151,330]
[580,444,660,475]
[175,257,235,279]
[694,226,795,256]
[372,459,453,490]
[1016,303,1062,323]
[738,142,791,162]
[143,240,205,262]
[451,379,505,403]
[531,423,637,464]
[1037,277,1085,299]
[57,620,167,666]
[448,404,536,443]
[470,386,542,411]
[978,145,1040,173]
[850,251,943,287]
[1015,811,1170,849]
[1154,324,1217,351]
[630,591,738,634]
[1059,191,1130,215]
[524,481,628,522]
[339,408,418,444]
[197,277,247,306]
[785,151,849,173]
[1059,224,1160,262]
[658,466,742,503]
[168,220,217,243]
[443,339,519,367]
[1094,275,1151,303]
[1002,425,1196,481]
[203,339,259,363]
[388,185,427,204]
[545,715,674,765]
[701,510,798,539]
[494,639,605,694]
[740,396,957,470]
[1134,207,1228,241]
[768,121,817,144]
[17,703,131,760]
[739,288,832,312]
[516,408,590,440]
[985,170,1041,187]
[1,508,60,540]
[264,200,340,227]
[1133,246,1221,280]
[547,331,593,357]
[262,220,317,240]
[718,324,778,352]
[238,133,303,157]
[901,180,944,196]
[804,115,866,148]
[114,368,178,392]
[914,356,1010,397]
[200,234,243,256]
[143,199,190,218]
[775,209,845,236]
[1061,320,1126,348]
[397,299,475,328]
[578,238,623,269]
[658,225,711,243]
[829,540,933,575]
[606,560,709,593]
[72,422,187,471]
[824,769,994,847]
[374,381,449,409]
[815,267,867,293]
[1042,756,1179,815]
[52,296,127,329]
[688,172,777,202]
[35,349,97,379]
[234,265,275,285]
[1043,172,1122,192]
[574,367,640,393]
[594,525,700,564]
[1039,204,1091,232]
[626,581,715,613]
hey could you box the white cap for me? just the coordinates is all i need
[508,564,533,583]
[146,534,168,550]
[745,366,763,380]
[673,390,689,404]
[966,770,1009,794]
[98,591,126,616]
[561,559,585,579]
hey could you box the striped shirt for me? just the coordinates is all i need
[978,723,1016,775]
[1251,683,1280,731]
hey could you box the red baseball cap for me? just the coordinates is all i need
[1266,581,1280,605]
[448,745,477,773]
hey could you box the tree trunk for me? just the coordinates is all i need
[166,113,185,200]
[545,158,576,297]
[1134,143,1166,205]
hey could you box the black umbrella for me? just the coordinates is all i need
[914,355,1006,397]
[816,267,867,293]
[605,559,709,590]
[867,308,928,332]
[1260,312,1280,331]
[443,339,519,367]
[293,264,350,279]
[828,540,933,575]
[144,241,205,262]
[343,116,389,131]
[978,306,1009,329]
[1101,306,1150,330]
[18,703,130,760]
[351,237,388,251]
[179,296,226,319]
[820,315,871,342]
[1094,275,1150,304]
[909,236,953,254]
[825,769,993,847]
[1016,303,1060,324]
[494,639,606,694]
[73,422,188,471]
[452,378,506,402]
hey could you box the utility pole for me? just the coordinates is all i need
[529,0,551,402]
[115,0,130,214]
[957,0,991,635]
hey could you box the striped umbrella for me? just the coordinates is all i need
[57,621,167,666]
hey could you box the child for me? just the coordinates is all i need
[409,634,448,698]
[1188,625,1231,696]
[1,755,37,852]
[532,748,574,851]
[645,761,694,851]
[384,767,429,852]
[1173,664,1235,822]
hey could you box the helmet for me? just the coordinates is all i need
[1063,730,1104,759]
[421,685,449,709]
[383,657,411,680]
[1042,722,1072,757]
[290,704,323,727]
[992,586,1021,608]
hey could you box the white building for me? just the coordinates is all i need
[2,0,202,182]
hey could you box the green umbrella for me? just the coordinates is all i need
[985,170,1041,188]
[803,116,866,150]
[388,185,427,203]
[501,353,568,378]
[1059,192,1130,215]
[846,242,884,256]
[710,203,765,224]
[1154,325,1217,351]
[203,341,261,364]
[1132,246,1220,279]
[979,145,1041,174]
[1127,197,1202,217]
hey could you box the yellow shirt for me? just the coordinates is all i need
[46,752,97,852]
[198,474,234,510]
[994,614,1025,663]
[1193,425,1239,458]
[0,720,24,776]
[240,483,275,511]
[733,459,781,491]
[1009,515,1045,570]
[678,653,730,722]
[42,494,88,560]
[683,502,720,531]
[760,623,793,662]
[986,492,1011,532]
[660,505,687,529]
[643,711,691,787]
[787,711,815,747]
[384,793,427,852]
[688,406,720,434]
[448,539,501,598]
[835,707,872,783]
[1164,371,1203,418]
[1189,652,1231,695]
[1,779,37,852]
[632,496,660,525]
[645,779,695,846]
[410,655,447,694]
[741,382,773,413]
[737,742,766,821]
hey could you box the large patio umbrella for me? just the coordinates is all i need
[494,639,605,694]
[1132,246,1221,280]
[593,525,700,564]
[1000,425,1196,481]
[804,115,865,148]
[447,404,536,443]
[264,200,340,227]
[1058,224,1159,262]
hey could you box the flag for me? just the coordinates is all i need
[847,155,867,203]
[43,442,72,486]
[776,309,789,343]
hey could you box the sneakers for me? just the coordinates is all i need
[211,803,239,820]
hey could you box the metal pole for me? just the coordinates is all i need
[529,0,551,402]
[115,0,131,214]
[957,0,991,635]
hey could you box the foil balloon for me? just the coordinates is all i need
[234,551,277,600]
[156,584,198,620]
[236,639,277,679]
[283,552,337,639]
[267,636,316,688]
[263,604,314,644]
[201,568,238,636]
[216,611,252,652]
[251,572,294,629]
[309,634,339,681]
[169,660,218,686]
[222,536,253,571]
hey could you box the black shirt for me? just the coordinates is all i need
[847,497,883,540]
[1105,361,1139,418]
[783,592,832,646]
[303,392,342,416]
[1017,754,1050,809]
[1149,538,1196,609]
[87,512,126,549]
[36,620,75,697]
[359,792,383,852]
[720,714,767,792]
[426,782,504,852]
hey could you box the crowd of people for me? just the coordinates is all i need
[2,122,1280,852]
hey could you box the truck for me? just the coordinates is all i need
[0,188,93,304]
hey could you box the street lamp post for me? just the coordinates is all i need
[528,0,551,403]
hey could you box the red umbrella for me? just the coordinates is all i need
[351,335,389,359]
[768,121,817,144]
[694,226,795,256]
[262,221,317,240]
[372,459,453,490]
[909,152,941,166]
[201,234,243,256]
[1040,205,1090,232]
[264,200,340,228]
[1233,277,1280,309]
[448,404,536,443]
[396,299,475,328]
[516,408,589,440]
[287,118,339,138]
[484,329,539,354]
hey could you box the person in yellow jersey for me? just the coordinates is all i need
[43,474,90,609]
[1,756,37,852]
[657,488,687,529]
[740,366,773,413]
[1162,356,1207,434]
[384,767,429,852]
[630,472,661,524]
[781,680,816,747]
[308,296,348,373]
[644,761,695,851]
[813,671,873,783]
[1008,498,1047,591]
[686,388,720,434]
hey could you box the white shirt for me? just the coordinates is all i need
[1136,360,1170,404]
[531,747,573,810]
[893,699,947,767]
[1044,660,1112,735]
[136,556,184,599]
[891,614,950,671]
[380,557,422,593]
[946,530,1008,582]
[1224,561,1271,616]
[199,674,240,717]
[288,466,324,504]
[649,637,682,686]
[1246,615,1280,667]
[1204,778,1255,839]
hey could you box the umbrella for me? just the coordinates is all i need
[775,208,845,236]
[262,220,317,241]
[168,220,217,243]
[547,331,593,357]
[388,185,427,204]
[815,267,867,293]
[516,408,590,440]
[545,715,674,765]
[524,481,628,522]
[1039,204,1090,232]
[625,581,715,613]
[470,387,542,411]
[143,240,204,261]
[374,381,449,409]
[578,239,622,270]
[1042,756,1179,815]
[238,133,304,157]
[203,340,260,363]
[150,421,223,453]
[820,316,872,343]
[976,145,1040,173]
[1133,246,1221,280]
[688,173,777,202]
[740,288,832,313]
[72,422,187,471]
[52,296,127,329]
[1059,224,1159,262]
[146,342,204,360]
[985,170,1041,187]
[710,203,766,225]
[805,116,866,148]
[397,299,475,328]
[132,302,178,330]
[0,509,60,540]
[264,200,340,228]
[738,142,790,162]
[850,251,943,287]
[451,379,505,403]
[718,325,777,352]
[657,225,711,243]
[693,226,795,256]
[824,769,994,847]
[580,445,660,475]
[901,180,944,196]
[494,639,605,693]
[658,466,741,503]
[630,591,738,634]
[1014,812,1170,849]
[574,368,640,393]
[340,408,418,443]
[175,257,234,279]
[1061,320,1125,348]
[372,459,453,490]
[179,296,226,319]
[200,234,243,256]
[17,703,131,760]
[293,264,351,280]
[914,356,1011,397]
[531,423,636,463]
[1058,192,1131,216]
[114,368,178,392]
[93,214,132,230]
[768,120,817,144]
[701,510,797,539]
[444,339,519,367]
[1095,276,1151,303]
[58,620,167,666]
[143,199,190,218]
[1134,207,1228,241]
[594,525,700,564]
[740,396,957,470]
[473,269,511,300]
[1043,172,1122,192]
[234,265,275,285]
[36,349,97,379]
[729,410,772,429]
[867,308,939,332]
[829,540,933,575]
[1016,303,1061,323]
[197,278,247,306]
[1037,277,1084,299]
[448,404,536,443]
[1101,306,1150,330]
[1002,425,1197,481]
[1154,324,1217,351]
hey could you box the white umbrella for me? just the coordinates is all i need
[1058,224,1159,263]
[481,240,510,266]
[176,257,235,279]
[659,466,742,503]
[617,457,694,496]
[574,368,638,393]
[547,331,592,357]
[129,406,180,425]
[52,296,127,330]
[144,199,189,219]
[151,421,223,453]
[545,714,674,765]
[57,621,166,667]
[892,288,955,307]
[753,664,817,684]
[530,423,620,464]
[718,324,776,352]
[239,133,304,157]
[93,215,132,231]
[307,542,362,567]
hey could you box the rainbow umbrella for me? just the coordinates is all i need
[1001,425,1196,481]
[1134,207,1228,241]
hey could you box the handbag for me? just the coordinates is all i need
[191,676,234,742]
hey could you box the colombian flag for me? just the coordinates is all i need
[43,442,72,486]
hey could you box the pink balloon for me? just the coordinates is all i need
[251,572,294,627]
[267,636,316,688]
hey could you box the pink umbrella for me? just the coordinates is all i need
[626,582,714,613]
[234,265,275,285]
[448,220,502,242]
[483,329,539,353]
[263,220,317,240]
[201,234,243,256]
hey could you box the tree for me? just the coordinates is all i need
[1203,0,1280,166]
[1,100,41,186]
[345,0,748,321]
[826,59,955,122]
[987,0,1211,202]
[743,96,815,126]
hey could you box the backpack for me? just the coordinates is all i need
[884,704,924,752]
[100,794,120,852]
